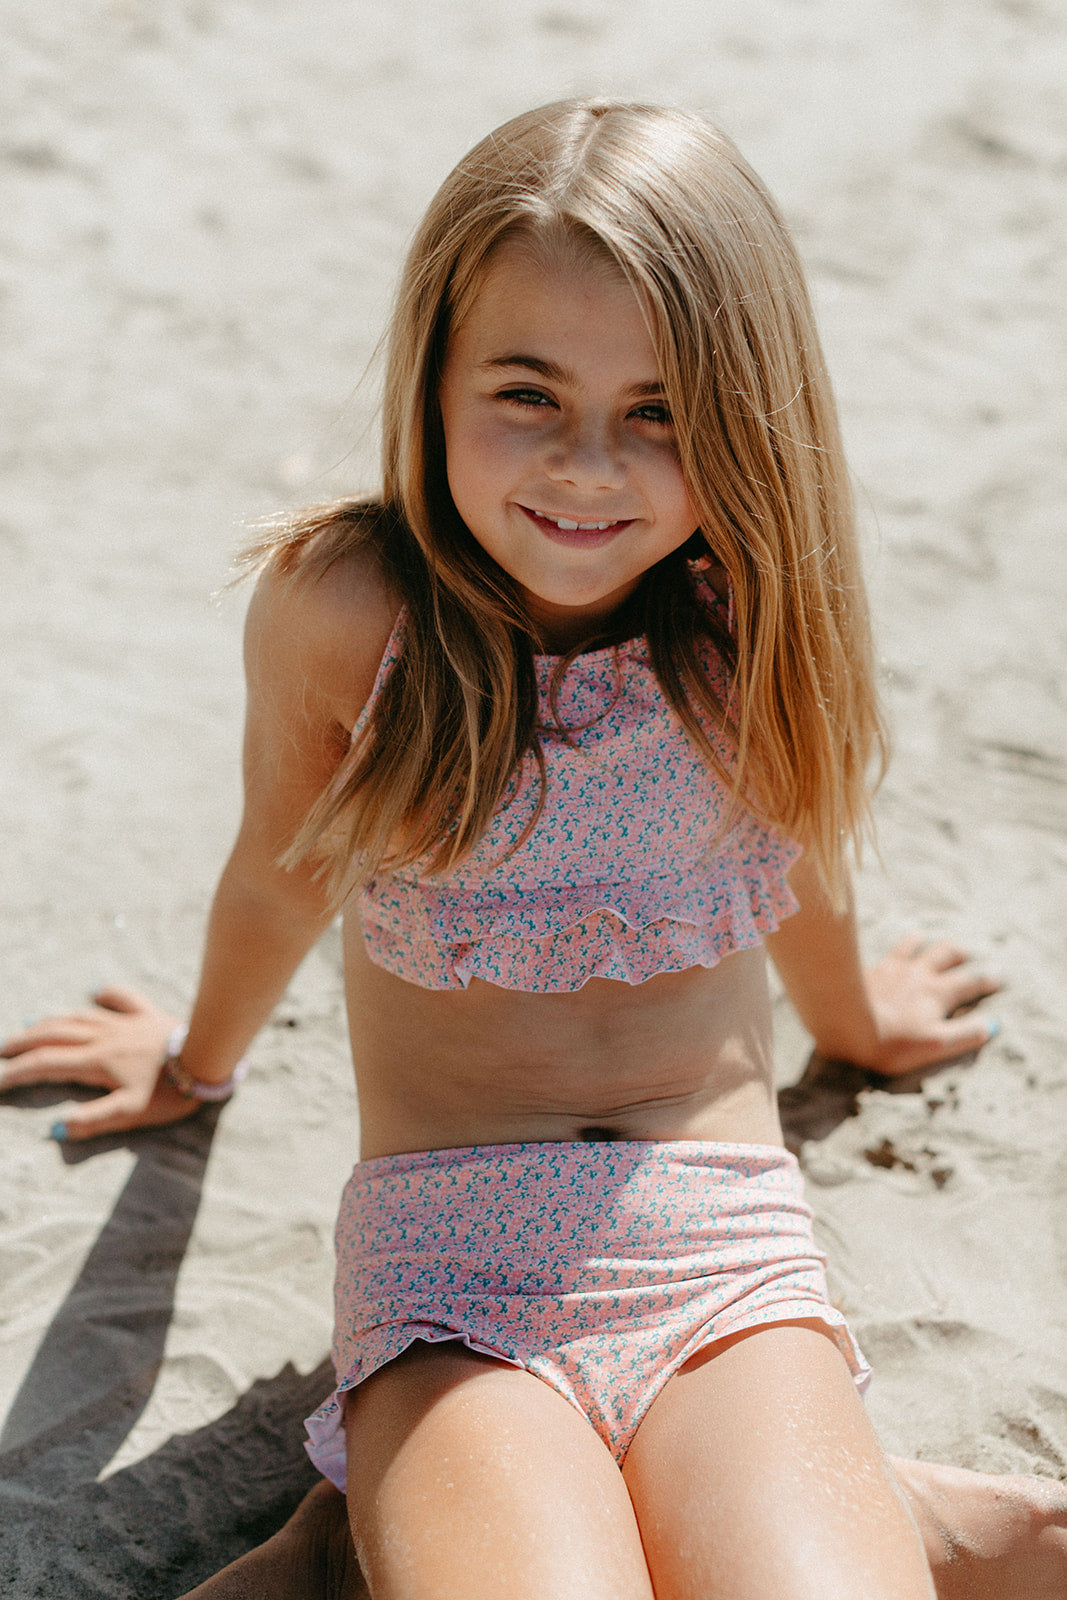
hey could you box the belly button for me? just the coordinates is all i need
[579,1125,618,1142]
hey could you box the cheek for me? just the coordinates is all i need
[445,416,529,510]
[676,480,699,531]
[644,445,697,530]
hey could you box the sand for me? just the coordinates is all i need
[1,0,1064,1593]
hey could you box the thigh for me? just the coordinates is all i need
[344,1342,653,1600]
[623,1322,936,1600]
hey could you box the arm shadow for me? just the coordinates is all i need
[0,1100,335,1598]
[777,1052,877,1156]
[776,1049,977,1157]
[0,1104,221,1468]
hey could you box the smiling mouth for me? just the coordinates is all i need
[521,506,633,536]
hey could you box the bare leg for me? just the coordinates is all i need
[176,1478,368,1600]
[343,1342,653,1599]
[892,1455,1067,1600]
[173,1383,1067,1599]
[624,1321,936,1600]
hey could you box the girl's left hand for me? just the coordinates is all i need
[861,936,1000,1077]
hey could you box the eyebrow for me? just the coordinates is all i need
[479,354,665,398]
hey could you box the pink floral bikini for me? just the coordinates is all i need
[304,581,870,1487]
[356,591,800,993]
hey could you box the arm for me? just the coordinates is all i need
[764,854,999,1076]
[174,563,360,1088]
[1,549,396,1137]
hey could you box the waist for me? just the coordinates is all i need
[351,1138,797,1199]
[343,928,783,1158]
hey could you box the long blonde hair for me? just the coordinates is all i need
[252,99,886,905]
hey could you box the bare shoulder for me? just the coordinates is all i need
[245,530,400,735]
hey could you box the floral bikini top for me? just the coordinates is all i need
[354,585,801,993]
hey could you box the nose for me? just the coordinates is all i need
[544,412,627,491]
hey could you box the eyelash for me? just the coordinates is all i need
[500,388,552,409]
[498,389,673,427]
[631,402,673,426]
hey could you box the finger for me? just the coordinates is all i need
[91,985,149,1015]
[60,1088,147,1141]
[0,1047,114,1090]
[942,972,1001,1012]
[915,1014,1000,1070]
[918,940,971,972]
[888,934,927,960]
[61,1087,197,1141]
[1,1020,95,1054]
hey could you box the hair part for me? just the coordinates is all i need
[251,99,887,906]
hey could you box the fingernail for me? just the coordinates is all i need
[23,1014,38,1028]
[49,1121,68,1142]
[985,1019,1001,1040]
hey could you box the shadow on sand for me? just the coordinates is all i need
[0,1106,327,1597]
[2,1108,221,1468]
[0,1059,947,1597]
[778,1051,887,1156]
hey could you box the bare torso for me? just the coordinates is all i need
[343,918,783,1158]
[269,548,784,1163]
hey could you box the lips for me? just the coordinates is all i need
[520,505,634,547]
[532,510,620,531]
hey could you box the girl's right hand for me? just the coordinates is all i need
[0,985,199,1141]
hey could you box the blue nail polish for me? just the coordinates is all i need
[49,1121,68,1141]
[23,1015,38,1028]
[985,1019,1001,1040]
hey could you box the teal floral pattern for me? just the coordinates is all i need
[304,1140,870,1487]
[356,588,801,992]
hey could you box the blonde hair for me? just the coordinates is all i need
[253,99,886,905]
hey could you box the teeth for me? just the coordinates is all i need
[537,511,617,531]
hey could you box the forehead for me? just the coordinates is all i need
[448,235,660,375]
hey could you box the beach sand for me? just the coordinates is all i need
[1,1,1064,1593]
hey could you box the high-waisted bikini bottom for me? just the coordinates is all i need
[304,1139,870,1486]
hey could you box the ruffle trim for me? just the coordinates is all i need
[304,1329,524,1490]
[361,864,799,993]
[304,1304,869,1490]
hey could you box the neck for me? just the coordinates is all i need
[528,589,646,656]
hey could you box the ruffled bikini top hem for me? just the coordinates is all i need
[354,572,801,993]
[360,868,799,993]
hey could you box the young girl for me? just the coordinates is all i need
[4,100,1064,1599]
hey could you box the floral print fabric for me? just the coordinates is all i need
[356,592,802,992]
[304,1140,870,1485]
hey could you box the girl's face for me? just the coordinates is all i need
[438,238,698,650]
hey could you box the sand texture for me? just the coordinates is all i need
[1,0,1065,1593]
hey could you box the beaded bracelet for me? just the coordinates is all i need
[161,1025,249,1103]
